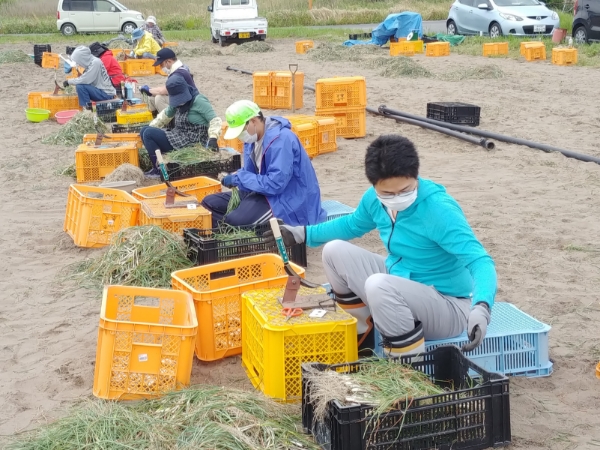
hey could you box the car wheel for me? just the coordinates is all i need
[219,35,226,47]
[489,22,502,38]
[122,22,137,34]
[574,26,587,44]
[61,23,76,36]
[447,20,458,36]
[211,29,218,43]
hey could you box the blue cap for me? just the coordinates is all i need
[166,76,192,108]
[132,28,144,41]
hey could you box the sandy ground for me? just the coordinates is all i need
[1,38,600,449]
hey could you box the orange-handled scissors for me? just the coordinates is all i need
[282,307,302,322]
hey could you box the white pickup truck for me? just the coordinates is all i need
[208,0,268,46]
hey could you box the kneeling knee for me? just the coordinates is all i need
[322,240,350,266]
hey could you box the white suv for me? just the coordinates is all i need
[57,0,145,36]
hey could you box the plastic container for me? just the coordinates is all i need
[75,142,140,183]
[426,41,451,57]
[524,42,546,61]
[55,109,79,125]
[99,181,136,193]
[390,40,424,56]
[132,176,221,202]
[171,255,306,362]
[123,59,155,76]
[426,101,481,127]
[483,42,509,56]
[183,224,307,267]
[314,116,337,155]
[41,52,60,69]
[272,71,304,109]
[111,123,150,133]
[315,107,366,139]
[88,99,124,123]
[520,41,538,56]
[315,76,367,109]
[242,286,358,402]
[163,149,242,182]
[93,285,198,400]
[83,133,143,150]
[33,44,51,66]
[138,198,212,234]
[302,345,511,450]
[291,120,318,158]
[322,200,355,221]
[63,184,141,248]
[28,91,52,109]
[295,40,314,54]
[253,71,272,109]
[163,42,179,48]
[41,94,81,119]
[217,123,245,152]
[552,47,578,66]
[116,109,153,125]
[25,108,51,123]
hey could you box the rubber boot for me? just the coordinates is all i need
[381,321,425,359]
[333,291,375,357]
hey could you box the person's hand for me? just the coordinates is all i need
[462,303,491,352]
[125,38,133,45]
[221,174,235,188]
[129,51,135,58]
[63,80,69,88]
[264,223,306,247]
[207,137,218,152]
[140,85,152,96]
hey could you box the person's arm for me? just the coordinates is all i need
[67,61,100,85]
[424,198,497,308]
[134,36,149,56]
[305,189,377,247]
[186,94,217,125]
[149,85,168,96]
[156,26,165,43]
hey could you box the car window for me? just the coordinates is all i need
[493,0,540,5]
[111,0,128,10]
[221,0,250,5]
[68,0,94,11]
[95,0,117,12]
[459,0,474,5]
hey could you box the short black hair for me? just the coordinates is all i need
[247,111,265,124]
[364,135,419,185]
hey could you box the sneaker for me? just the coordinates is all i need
[144,168,161,179]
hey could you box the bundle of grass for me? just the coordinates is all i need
[365,56,433,78]
[165,144,228,166]
[42,110,107,146]
[138,147,153,172]
[442,64,504,81]
[54,163,76,178]
[226,186,241,214]
[233,41,274,53]
[0,49,31,63]
[177,45,223,57]
[101,163,145,185]
[66,225,193,289]
[308,42,380,62]
[8,385,318,450]
[304,358,445,422]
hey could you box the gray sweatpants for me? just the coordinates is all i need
[322,240,470,340]
[147,94,169,113]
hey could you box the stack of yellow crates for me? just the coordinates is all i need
[285,114,338,157]
[252,71,304,110]
[315,76,366,138]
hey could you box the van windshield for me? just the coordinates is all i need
[111,0,128,10]
[493,0,540,6]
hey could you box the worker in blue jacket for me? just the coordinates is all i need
[267,134,496,356]
[201,100,327,227]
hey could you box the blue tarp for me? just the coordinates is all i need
[343,12,423,47]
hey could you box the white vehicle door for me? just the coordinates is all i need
[65,0,95,31]
[471,0,495,34]
[93,0,120,31]
[458,0,480,33]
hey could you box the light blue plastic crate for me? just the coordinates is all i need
[372,302,552,378]
[322,200,355,221]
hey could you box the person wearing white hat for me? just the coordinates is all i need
[142,16,165,46]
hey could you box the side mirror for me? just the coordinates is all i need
[477,3,490,8]
[207,5,213,12]
[110,6,116,11]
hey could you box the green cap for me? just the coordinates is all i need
[224,100,261,140]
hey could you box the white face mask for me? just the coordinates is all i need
[378,188,418,212]
[239,124,257,143]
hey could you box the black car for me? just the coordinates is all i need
[572,0,600,43]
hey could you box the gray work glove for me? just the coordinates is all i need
[462,303,491,352]
[264,223,305,247]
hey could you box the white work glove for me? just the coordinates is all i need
[264,223,305,247]
[129,50,135,58]
[208,116,223,140]
[149,109,172,128]
[462,303,491,352]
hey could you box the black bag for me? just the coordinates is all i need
[89,42,109,58]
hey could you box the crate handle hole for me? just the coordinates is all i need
[209,268,236,280]
[134,296,161,307]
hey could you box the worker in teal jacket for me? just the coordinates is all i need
[267,134,496,356]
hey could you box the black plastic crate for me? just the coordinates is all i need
[302,345,511,450]
[33,44,51,67]
[184,223,307,267]
[426,102,481,127]
[349,32,372,40]
[87,99,124,123]
[111,122,150,133]
[66,45,76,55]
[162,152,242,182]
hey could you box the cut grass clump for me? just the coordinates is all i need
[8,385,318,450]
[65,225,193,290]
[54,163,76,178]
[176,45,223,57]
[365,56,433,78]
[226,187,241,215]
[308,42,383,62]
[232,41,274,53]
[165,144,229,166]
[442,63,504,81]
[42,110,107,146]
[0,49,31,63]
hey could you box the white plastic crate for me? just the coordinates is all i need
[322,200,355,221]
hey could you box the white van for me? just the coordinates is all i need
[208,0,268,46]
[56,0,145,36]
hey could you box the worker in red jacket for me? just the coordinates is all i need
[89,42,126,92]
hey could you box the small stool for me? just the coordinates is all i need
[322,200,355,221]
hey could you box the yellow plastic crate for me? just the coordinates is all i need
[155,65,167,76]
[520,41,538,56]
[28,91,52,109]
[116,108,153,125]
[93,285,198,400]
[218,123,245,152]
[552,47,577,66]
[315,106,366,139]
[390,40,424,56]
[291,120,318,158]
[524,42,546,61]
[163,42,179,48]
[171,254,306,362]
[315,116,337,155]
[483,42,509,56]
[295,40,314,54]
[123,59,155,76]
[253,71,272,109]
[272,71,304,110]
[132,176,221,201]
[139,198,212,234]
[75,142,140,183]
[82,133,143,150]
[426,41,450,57]
[41,94,81,119]
[63,184,141,248]
[315,76,367,109]
[118,60,127,72]
[241,287,358,402]
[41,52,60,69]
